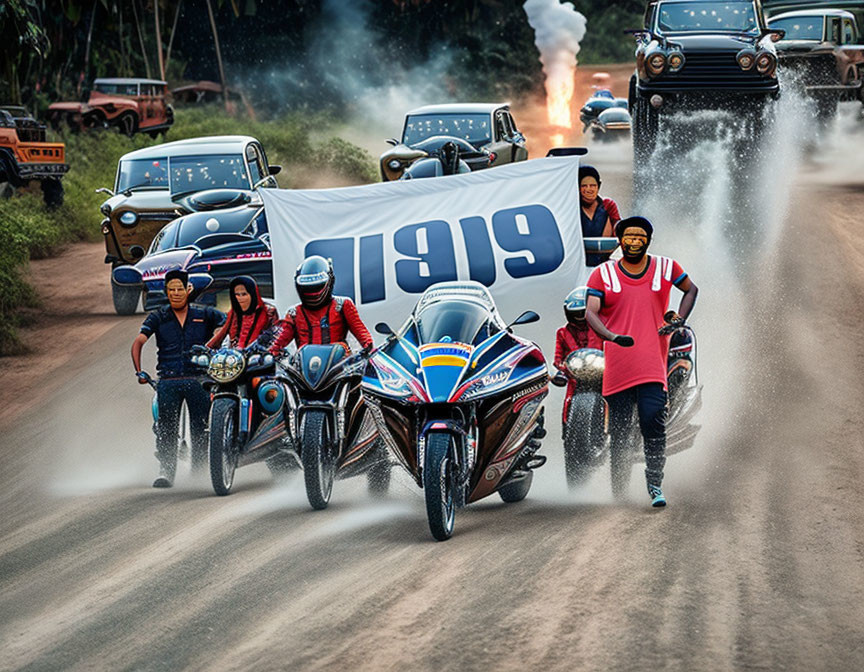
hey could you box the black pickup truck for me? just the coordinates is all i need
[629,0,784,161]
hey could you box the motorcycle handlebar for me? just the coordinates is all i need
[137,370,157,390]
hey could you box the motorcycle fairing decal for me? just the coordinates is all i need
[139,250,198,281]
[199,251,272,265]
[363,352,429,402]
[244,411,287,454]
[419,342,473,402]
[451,343,546,402]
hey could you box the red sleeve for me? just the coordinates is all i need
[553,328,567,370]
[268,313,296,355]
[671,259,687,285]
[586,267,605,294]
[207,311,233,348]
[603,198,621,226]
[342,299,373,349]
[265,304,280,328]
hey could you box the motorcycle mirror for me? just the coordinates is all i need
[508,311,540,329]
[268,164,282,175]
[375,322,394,336]
[95,187,115,197]
[386,138,399,146]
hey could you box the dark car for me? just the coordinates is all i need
[379,104,528,181]
[768,8,864,118]
[629,0,784,159]
[111,194,271,311]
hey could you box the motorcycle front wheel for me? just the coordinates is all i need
[423,432,456,541]
[209,397,239,496]
[564,393,606,488]
[302,409,335,510]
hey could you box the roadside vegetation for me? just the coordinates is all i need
[0,107,376,356]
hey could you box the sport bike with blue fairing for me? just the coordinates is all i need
[278,343,389,510]
[190,344,294,495]
[362,282,549,541]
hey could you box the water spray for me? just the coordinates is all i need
[523,0,587,147]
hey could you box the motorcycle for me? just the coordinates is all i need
[190,344,294,495]
[588,108,632,143]
[278,343,388,510]
[552,324,702,493]
[362,281,549,541]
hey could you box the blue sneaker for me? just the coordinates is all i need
[648,485,666,507]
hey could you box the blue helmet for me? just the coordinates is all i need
[564,286,588,324]
[295,255,334,309]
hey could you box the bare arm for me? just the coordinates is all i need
[586,295,634,347]
[676,277,698,322]
[131,333,149,382]
[601,215,614,238]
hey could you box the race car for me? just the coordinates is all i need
[379,103,528,181]
[111,191,272,311]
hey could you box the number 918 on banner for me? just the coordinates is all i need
[304,204,567,305]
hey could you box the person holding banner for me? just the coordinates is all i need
[584,216,698,508]
[265,255,373,355]
[580,165,621,266]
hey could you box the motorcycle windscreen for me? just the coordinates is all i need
[299,344,346,389]
[419,343,472,402]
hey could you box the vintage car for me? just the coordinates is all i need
[579,90,632,141]
[0,105,68,206]
[768,8,864,117]
[379,103,528,181]
[48,78,174,138]
[99,135,281,314]
[628,0,784,160]
[111,196,272,311]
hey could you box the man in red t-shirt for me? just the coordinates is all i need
[265,255,373,355]
[585,216,698,507]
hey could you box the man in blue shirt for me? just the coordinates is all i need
[131,270,225,487]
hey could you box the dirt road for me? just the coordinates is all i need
[2,112,864,671]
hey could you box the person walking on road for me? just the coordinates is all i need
[585,216,698,507]
[131,269,226,488]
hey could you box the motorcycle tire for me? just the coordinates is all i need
[209,397,239,496]
[498,471,533,503]
[564,394,605,488]
[423,432,456,541]
[610,439,632,501]
[301,409,335,510]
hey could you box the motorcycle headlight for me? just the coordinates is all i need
[208,349,246,382]
[646,52,667,77]
[196,354,209,367]
[387,159,402,171]
[737,49,756,71]
[755,52,776,76]
[119,211,138,227]
[263,354,274,366]
[248,354,261,367]
[667,51,684,72]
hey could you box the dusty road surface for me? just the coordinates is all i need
[2,107,864,672]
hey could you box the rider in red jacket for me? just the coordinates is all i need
[266,255,373,355]
[554,287,600,422]
[207,276,279,349]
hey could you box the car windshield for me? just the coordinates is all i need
[95,82,138,95]
[416,300,492,346]
[657,1,759,34]
[770,16,823,40]
[117,157,170,191]
[403,114,492,146]
[175,209,254,248]
[169,154,249,194]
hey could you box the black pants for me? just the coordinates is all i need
[606,382,667,488]
[156,378,210,474]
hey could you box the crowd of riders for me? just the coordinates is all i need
[130,163,697,508]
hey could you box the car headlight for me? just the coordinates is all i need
[387,159,402,171]
[667,51,685,72]
[646,52,667,77]
[737,49,756,71]
[755,52,776,76]
[119,211,138,227]
[207,349,246,382]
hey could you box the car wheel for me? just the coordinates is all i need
[116,112,138,138]
[111,277,140,315]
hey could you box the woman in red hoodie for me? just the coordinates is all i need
[207,276,279,349]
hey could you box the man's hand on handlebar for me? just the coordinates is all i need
[136,371,154,387]
[551,371,568,387]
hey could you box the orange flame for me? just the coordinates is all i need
[544,55,575,148]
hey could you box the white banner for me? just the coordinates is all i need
[261,157,586,348]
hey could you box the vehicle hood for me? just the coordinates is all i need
[136,248,199,283]
[102,189,175,213]
[173,188,258,212]
[88,92,138,109]
[663,33,762,51]
[775,40,826,54]
[48,101,85,112]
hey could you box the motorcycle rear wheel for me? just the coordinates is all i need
[423,432,456,541]
[302,409,335,510]
[209,397,239,496]
[564,394,605,488]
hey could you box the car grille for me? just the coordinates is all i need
[137,211,179,222]
[652,51,777,89]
